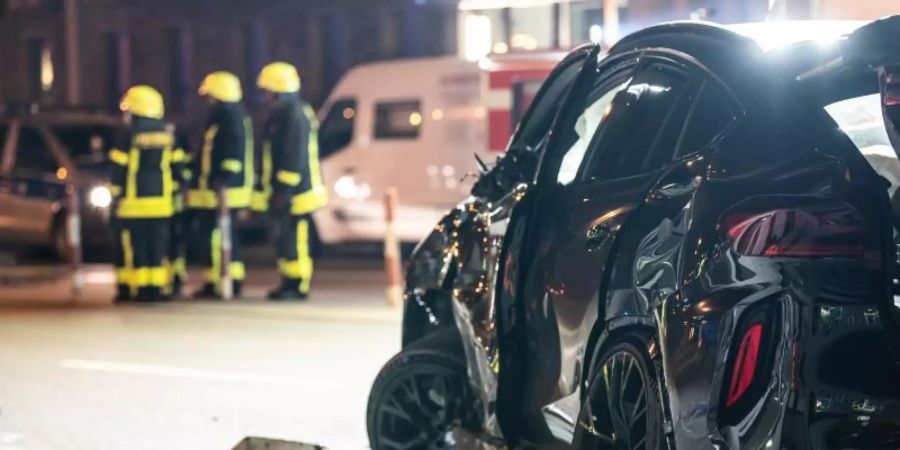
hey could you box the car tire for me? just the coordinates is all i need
[579,334,665,450]
[367,329,475,450]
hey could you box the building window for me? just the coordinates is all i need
[105,32,130,112]
[374,100,422,140]
[379,11,401,58]
[570,3,603,45]
[166,27,190,112]
[242,22,265,109]
[319,14,348,96]
[26,38,53,101]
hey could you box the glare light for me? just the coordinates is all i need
[431,109,444,121]
[727,21,865,52]
[333,175,371,201]
[89,186,112,208]
[492,42,509,54]
[511,34,538,51]
[40,46,54,92]
[409,112,423,127]
[441,165,455,177]
[342,107,355,119]
[589,25,603,44]
[463,14,492,62]
[56,167,68,180]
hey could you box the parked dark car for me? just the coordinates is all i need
[0,110,122,260]
[367,18,900,450]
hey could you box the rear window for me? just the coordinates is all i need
[825,94,900,195]
[374,100,421,139]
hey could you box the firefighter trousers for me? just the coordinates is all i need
[195,209,245,292]
[276,213,314,294]
[114,218,169,301]
[166,210,187,296]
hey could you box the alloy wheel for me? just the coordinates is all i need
[372,368,465,449]
[586,347,660,450]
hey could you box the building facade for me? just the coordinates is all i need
[0,0,889,127]
[0,0,458,126]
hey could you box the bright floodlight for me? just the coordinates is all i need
[464,14,492,62]
[89,186,112,208]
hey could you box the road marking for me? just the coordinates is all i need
[60,359,338,388]
[0,432,23,445]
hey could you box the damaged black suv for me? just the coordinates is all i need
[369,17,900,450]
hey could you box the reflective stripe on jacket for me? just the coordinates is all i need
[186,101,253,209]
[108,118,181,219]
[255,96,327,215]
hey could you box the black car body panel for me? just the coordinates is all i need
[390,18,900,450]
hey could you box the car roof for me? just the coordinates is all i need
[0,110,123,128]
[604,19,887,106]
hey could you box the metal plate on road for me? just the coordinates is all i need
[231,437,326,450]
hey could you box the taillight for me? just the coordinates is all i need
[721,203,865,257]
[726,324,763,407]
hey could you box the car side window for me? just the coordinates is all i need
[547,58,637,186]
[555,72,633,185]
[581,63,690,181]
[674,82,736,158]
[319,97,357,159]
[16,126,58,174]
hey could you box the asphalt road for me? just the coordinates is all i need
[0,259,401,450]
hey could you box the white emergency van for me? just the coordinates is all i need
[314,57,488,244]
[314,54,562,244]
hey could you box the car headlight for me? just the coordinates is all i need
[88,186,112,208]
[334,175,371,201]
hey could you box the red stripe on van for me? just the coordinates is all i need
[489,110,511,152]
[489,69,554,89]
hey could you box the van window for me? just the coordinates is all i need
[374,100,421,139]
[319,98,357,159]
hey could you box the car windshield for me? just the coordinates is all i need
[53,125,118,166]
[825,94,900,196]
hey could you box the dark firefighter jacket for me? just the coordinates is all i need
[186,101,253,209]
[253,96,327,215]
[108,117,185,219]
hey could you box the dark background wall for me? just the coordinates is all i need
[0,0,457,129]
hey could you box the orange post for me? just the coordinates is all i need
[383,187,403,307]
[217,186,233,300]
[66,185,83,299]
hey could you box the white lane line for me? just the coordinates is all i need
[60,359,338,388]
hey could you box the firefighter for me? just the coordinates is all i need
[256,62,327,300]
[109,85,182,302]
[165,128,191,298]
[187,71,253,298]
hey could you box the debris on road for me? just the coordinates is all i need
[232,436,326,450]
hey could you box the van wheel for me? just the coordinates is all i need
[367,329,475,450]
[580,335,664,450]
